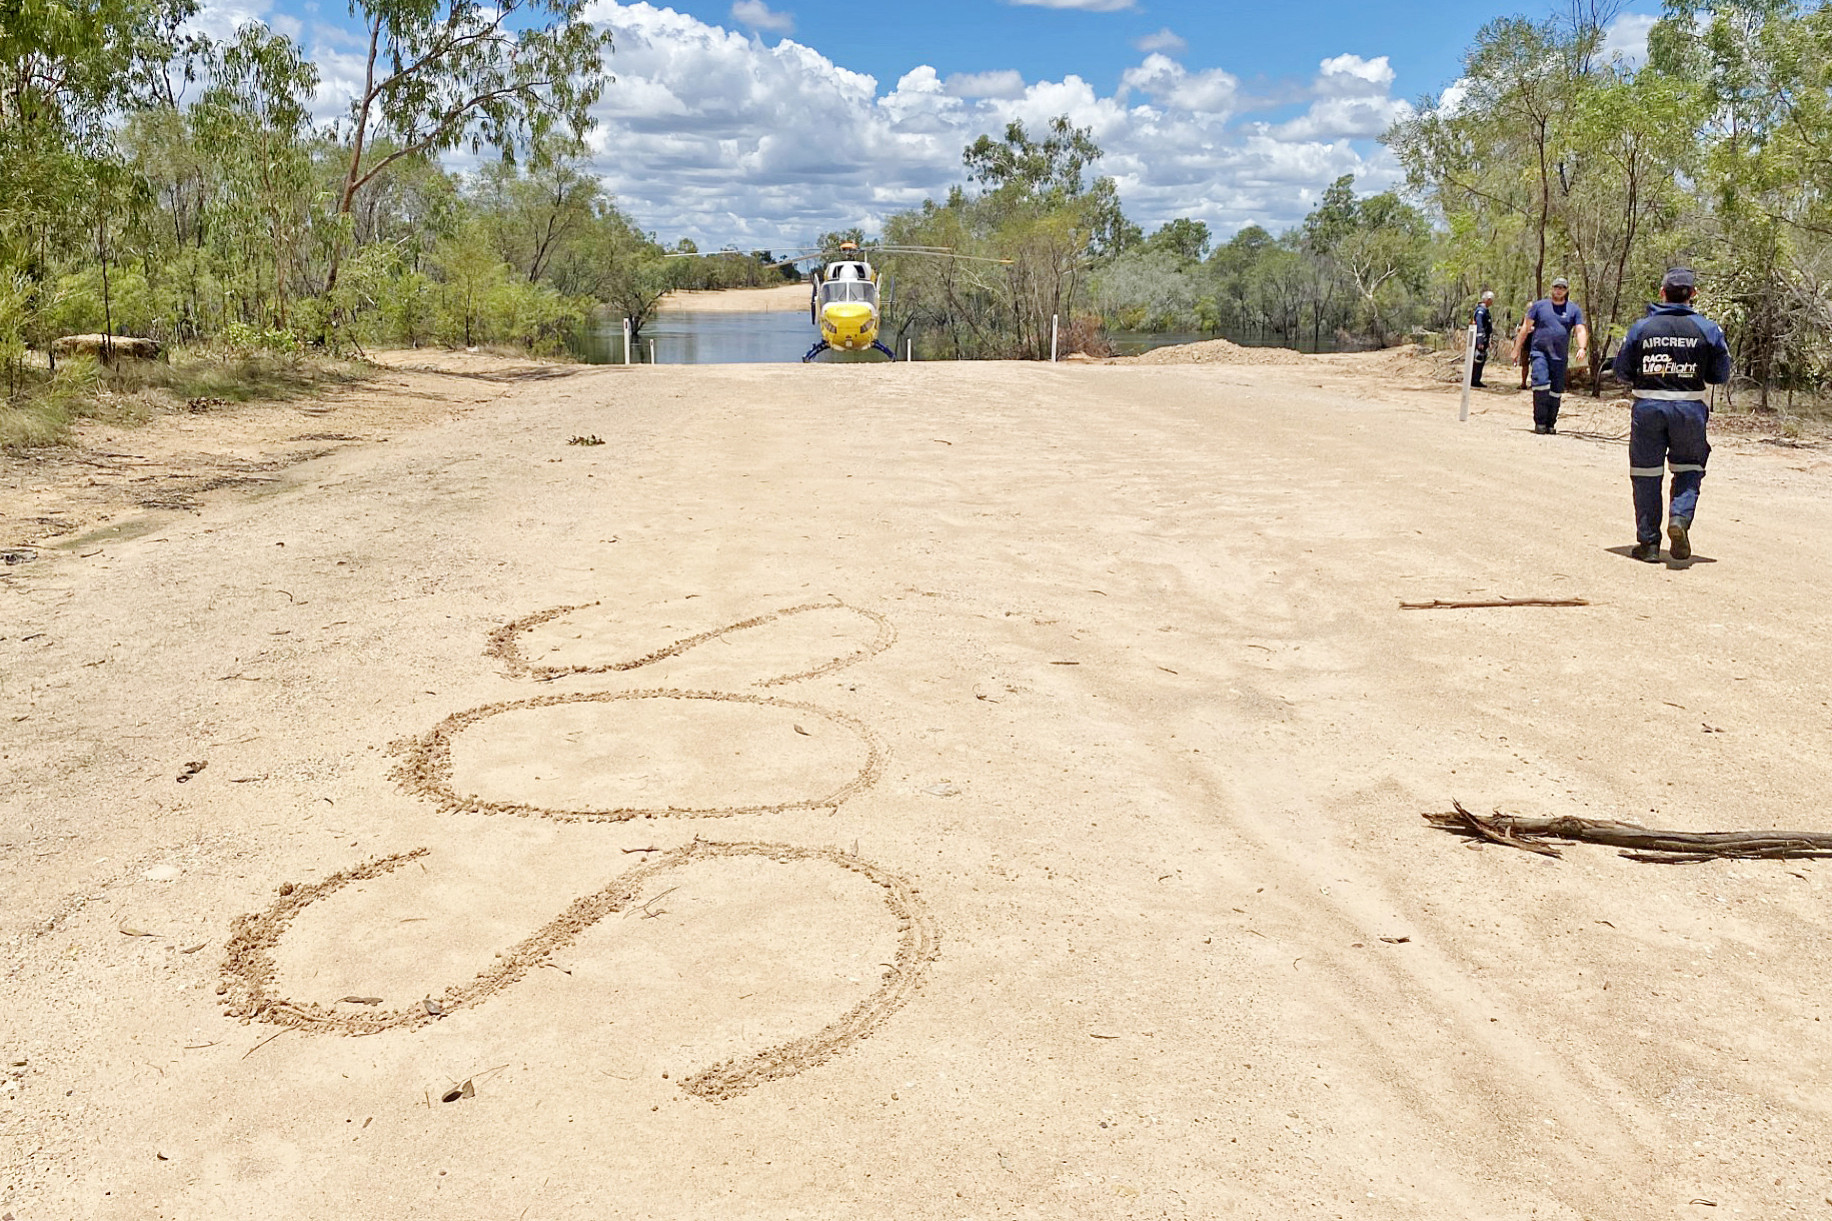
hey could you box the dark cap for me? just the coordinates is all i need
[1550,276,1569,289]
[1662,266,1696,289]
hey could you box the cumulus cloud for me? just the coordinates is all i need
[1314,52,1396,94]
[945,69,1028,100]
[1436,77,1472,116]
[1133,28,1187,55]
[184,0,274,42]
[575,3,1404,247]
[1119,54,1240,115]
[729,0,793,34]
[1601,12,1658,66]
[1268,53,1410,141]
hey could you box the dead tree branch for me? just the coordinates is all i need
[1427,801,1832,862]
[1400,598,1591,610]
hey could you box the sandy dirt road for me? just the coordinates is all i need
[3,357,1832,1220]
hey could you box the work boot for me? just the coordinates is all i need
[1667,519,1692,561]
[1632,541,1662,563]
[1534,424,1550,434]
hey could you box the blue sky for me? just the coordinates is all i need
[197,0,1664,249]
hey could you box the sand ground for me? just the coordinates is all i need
[4,349,1832,1220]
[658,283,809,312]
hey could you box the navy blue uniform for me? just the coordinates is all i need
[1525,297,1584,431]
[1612,303,1732,546]
[1471,302,1492,386]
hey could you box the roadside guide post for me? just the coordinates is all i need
[1051,315,1059,363]
[649,339,656,364]
[623,318,632,366]
[1459,323,1478,422]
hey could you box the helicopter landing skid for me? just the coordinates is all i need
[803,340,899,363]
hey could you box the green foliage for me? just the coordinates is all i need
[1140,218,1211,264]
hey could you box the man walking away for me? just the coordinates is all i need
[1513,277,1588,434]
[1471,291,1494,387]
[1613,267,1732,563]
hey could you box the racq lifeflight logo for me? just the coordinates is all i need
[1641,351,1700,379]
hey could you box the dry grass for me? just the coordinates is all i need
[0,350,371,450]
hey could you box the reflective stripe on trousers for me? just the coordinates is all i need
[1629,398,1710,543]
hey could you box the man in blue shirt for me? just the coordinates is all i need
[1612,267,1732,563]
[1471,290,1494,387]
[1512,276,1589,434]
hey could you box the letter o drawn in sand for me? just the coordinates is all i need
[219,839,940,1100]
[395,690,885,822]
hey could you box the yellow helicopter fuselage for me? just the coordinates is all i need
[820,301,878,350]
[812,259,883,353]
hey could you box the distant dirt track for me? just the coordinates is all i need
[655,283,809,312]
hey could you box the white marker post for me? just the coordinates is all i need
[1459,323,1478,422]
[649,339,656,364]
[1051,314,1060,363]
[623,318,632,366]
[907,338,913,362]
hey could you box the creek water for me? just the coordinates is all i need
[569,314,1357,364]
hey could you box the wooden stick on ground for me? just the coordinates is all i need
[1400,598,1591,610]
[1426,801,1832,862]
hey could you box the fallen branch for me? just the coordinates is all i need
[1427,801,1832,862]
[1400,598,1591,610]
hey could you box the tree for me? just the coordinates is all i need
[1141,218,1211,264]
[964,117,1103,198]
[475,157,601,282]
[321,0,613,334]
[192,24,321,329]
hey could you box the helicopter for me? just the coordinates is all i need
[666,241,1009,363]
[806,243,895,362]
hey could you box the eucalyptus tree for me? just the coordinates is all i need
[1649,0,1832,401]
[192,24,321,330]
[320,0,614,332]
[1,0,200,351]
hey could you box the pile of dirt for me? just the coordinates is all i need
[1121,337,1312,366]
[1321,342,1466,384]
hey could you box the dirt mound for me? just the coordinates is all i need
[1122,336,1311,366]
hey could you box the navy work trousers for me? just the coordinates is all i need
[1629,398,1710,544]
[1529,350,1566,430]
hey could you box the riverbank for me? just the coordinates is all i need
[656,283,808,312]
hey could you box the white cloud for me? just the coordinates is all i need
[1008,0,1136,9]
[1601,12,1658,66]
[184,0,274,42]
[1315,52,1395,94]
[730,0,793,34]
[1133,28,1186,55]
[1119,54,1239,115]
[1269,53,1411,141]
[945,69,1028,100]
[1436,77,1471,116]
[574,3,1403,247]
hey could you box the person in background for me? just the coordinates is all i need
[1613,267,1732,563]
[1513,277,1589,434]
[1471,291,1495,387]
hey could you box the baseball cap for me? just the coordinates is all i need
[1661,266,1696,289]
[1550,276,1569,289]
[1481,290,1494,300]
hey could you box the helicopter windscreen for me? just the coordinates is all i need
[819,279,878,308]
